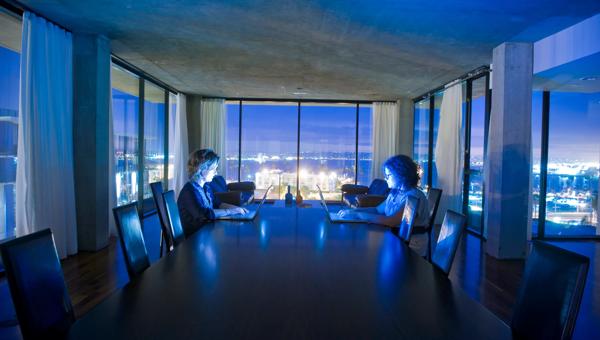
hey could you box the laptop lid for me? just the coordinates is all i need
[316,185,330,214]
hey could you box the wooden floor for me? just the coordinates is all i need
[1,212,599,339]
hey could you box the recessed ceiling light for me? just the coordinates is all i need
[579,76,598,81]
[293,92,308,95]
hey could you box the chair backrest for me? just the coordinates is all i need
[511,241,589,340]
[426,188,443,229]
[209,175,228,193]
[150,181,173,250]
[431,210,465,275]
[162,190,186,250]
[367,178,389,195]
[398,195,419,244]
[113,203,150,278]
[0,229,75,338]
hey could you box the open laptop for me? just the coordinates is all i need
[316,185,364,223]
[217,185,272,221]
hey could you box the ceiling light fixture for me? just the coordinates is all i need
[579,76,598,81]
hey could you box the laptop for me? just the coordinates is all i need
[217,186,272,221]
[316,185,364,223]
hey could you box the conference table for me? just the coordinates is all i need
[68,205,512,339]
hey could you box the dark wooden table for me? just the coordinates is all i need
[68,207,511,339]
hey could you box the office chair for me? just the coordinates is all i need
[162,190,186,250]
[412,188,442,260]
[150,181,171,257]
[511,241,589,340]
[341,179,389,208]
[397,195,420,244]
[113,203,150,278]
[431,210,465,275]
[0,229,75,339]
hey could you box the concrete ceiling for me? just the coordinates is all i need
[17,0,600,100]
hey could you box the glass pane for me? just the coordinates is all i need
[112,65,140,206]
[413,99,430,188]
[225,101,240,183]
[143,81,166,199]
[167,92,177,190]
[531,90,543,236]
[0,44,19,240]
[241,102,297,199]
[299,103,356,200]
[467,77,487,232]
[357,104,373,186]
[545,91,600,236]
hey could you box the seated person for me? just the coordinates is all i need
[177,149,248,237]
[338,154,429,227]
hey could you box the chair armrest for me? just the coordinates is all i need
[227,181,256,192]
[356,194,387,207]
[340,184,369,195]
[214,191,243,206]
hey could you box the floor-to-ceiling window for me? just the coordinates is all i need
[531,90,544,236]
[111,60,175,212]
[466,76,489,233]
[544,91,600,237]
[0,10,20,241]
[143,81,166,200]
[111,65,140,206]
[241,101,298,199]
[167,92,177,190]
[225,100,240,183]
[357,104,373,186]
[413,99,430,188]
[299,103,356,200]
[225,100,373,200]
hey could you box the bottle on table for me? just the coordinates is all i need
[285,185,294,206]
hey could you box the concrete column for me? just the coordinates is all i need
[186,95,203,152]
[484,42,533,259]
[73,34,111,251]
[397,97,414,157]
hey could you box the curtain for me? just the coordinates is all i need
[173,94,189,195]
[16,12,77,258]
[371,102,400,180]
[434,83,464,223]
[199,98,226,177]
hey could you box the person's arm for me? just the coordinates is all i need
[356,206,404,227]
[216,202,248,216]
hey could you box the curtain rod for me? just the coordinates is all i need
[210,97,393,104]
[412,65,490,103]
[0,0,71,32]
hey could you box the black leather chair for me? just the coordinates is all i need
[113,203,150,278]
[341,178,389,208]
[412,188,442,260]
[150,181,171,257]
[0,229,75,339]
[162,190,186,250]
[397,195,420,244]
[431,210,465,275]
[208,175,255,206]
[511,241,589,340]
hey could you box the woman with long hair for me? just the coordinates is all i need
[177,149,248,236]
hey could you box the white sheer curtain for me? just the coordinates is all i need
[199,98,226,177]
[371,101,400,180]
[173,94,189,196]
[16,12,77,258]
[434,83,464,223]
